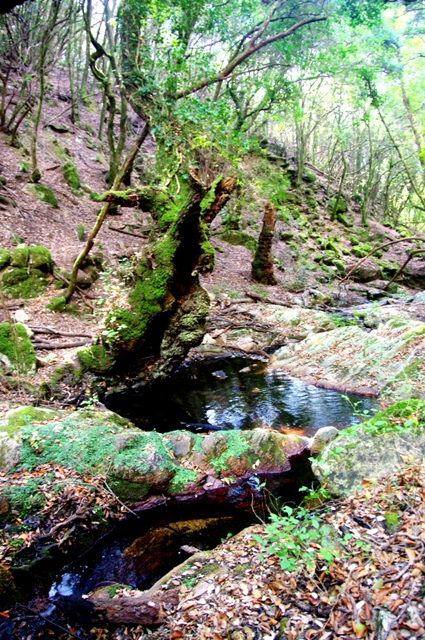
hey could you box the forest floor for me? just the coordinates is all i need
[1,74,425,639]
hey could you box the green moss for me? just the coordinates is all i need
[77,344,115,373]
[169,468,198,494]
[384,511,399,533]
[63,161,80,193]
[200,176,223,212]
[209,431,250,473]
[11,245,29,267]
[3,406,60,434]
[220,230,256,254]
[23,183,59,208]
[46,295,66,312]
[0,249,11,269]
[336,213,353,227]
[29,246,52,272]
[2,268,48,299]
[108,478,149,501]
[199,240,215,272]
[303,170,317,183]
[0,564,19,607]
[0,322,36,374]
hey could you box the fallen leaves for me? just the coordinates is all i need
[118,460,425,640]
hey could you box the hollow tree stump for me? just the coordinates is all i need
[251,201,277,285]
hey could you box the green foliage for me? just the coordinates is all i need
[254,488,339,573]
[0,322,36,375]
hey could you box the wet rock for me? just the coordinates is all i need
[310,426,339,456]
[269,315,425,398]
[312,400,425,496]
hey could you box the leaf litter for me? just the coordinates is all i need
[106,461,425,640]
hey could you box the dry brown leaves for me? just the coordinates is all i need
[107,461,425,640]
[0,463,126,568]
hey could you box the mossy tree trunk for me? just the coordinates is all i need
[251,201,277,285]
[80,173,236,380]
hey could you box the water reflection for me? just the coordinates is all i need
[178,359,377,437]
[105,356,378,437]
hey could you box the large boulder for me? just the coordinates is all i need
[345,258,381,283]
[269,314,425,398]
[0,406,309,511]
[312,400,425,495]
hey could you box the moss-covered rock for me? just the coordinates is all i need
[0,564,19,607]
[62,161,80,193]
[0,249,11,269]
[46,295,66,312]
[0,322,36,375]
[77,344,116,373]
[0,407,308,509]
[1,267,48,298]
[220,230,257,254]
[312,400,425,496]
[29,245,52,272]
[10,245,29,268]
[328,196,347,213]
[23,183,58,208]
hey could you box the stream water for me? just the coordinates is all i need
[105,355,378,437]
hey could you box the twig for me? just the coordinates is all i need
[43,103,73,128]
[108,223,147,238]
[339,237,424,286]
[383,249,425,290]
[29,325,92,338]
[37,510,87,540]
[16,604,83,640]
[32,340,90,349]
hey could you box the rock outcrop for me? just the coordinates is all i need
[312,400,425,495]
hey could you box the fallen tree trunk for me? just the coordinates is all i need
[85,586,180,625]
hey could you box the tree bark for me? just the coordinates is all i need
[86,587,180,625]
[251,201,277,285]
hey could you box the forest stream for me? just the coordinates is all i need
[16,358,377,638]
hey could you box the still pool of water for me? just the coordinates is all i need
[105,356,378,437]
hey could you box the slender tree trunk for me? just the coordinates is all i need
[80,0,92,105]
[30,0,61,183]
[65,123,150,301]
[331,147,347,222]
[251,201,277,285]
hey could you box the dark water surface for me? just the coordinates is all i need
[105,355,378,437]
